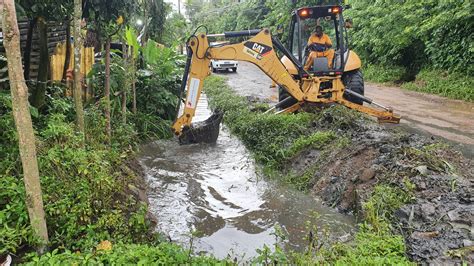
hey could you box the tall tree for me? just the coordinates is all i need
[86,0,137,142]
[121,42,128,124]
[124,26,140,114]
[73,0,85,133]
[131,51,137,114]
[2,0,49,254]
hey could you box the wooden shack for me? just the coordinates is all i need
[0,17,94,89]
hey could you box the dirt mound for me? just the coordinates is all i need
[282,106,474,263]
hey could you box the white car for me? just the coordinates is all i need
[210,59,238,73]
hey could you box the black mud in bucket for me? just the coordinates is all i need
[178,110,224,145]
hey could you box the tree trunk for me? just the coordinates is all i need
[121,43,127,124]
[2,0,49,254]
[62,18,71,82]
[132,50,136,114]
[104,38,111,142]
[23,18,36,81]
[30,17,48,109]
[142,0,148,44]
[73,0,85,134]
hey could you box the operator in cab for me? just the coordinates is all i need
[304,26,335,70]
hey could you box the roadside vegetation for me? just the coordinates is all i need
[1,39,221,265]
[0,0,220,263]
[347,1,474,101]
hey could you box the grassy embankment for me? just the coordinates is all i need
[204,75,413,264]
[363,65,474,102]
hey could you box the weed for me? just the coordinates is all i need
[0,86,173,258]
[281,163,320,192]
[403,145,450,172]
[284,131,335,159]
[363,185,412,233]
[402,69,474,101]
[314,104,370,131]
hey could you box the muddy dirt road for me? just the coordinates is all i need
[219,62,474,158]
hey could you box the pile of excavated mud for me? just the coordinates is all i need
[280,105,473,263]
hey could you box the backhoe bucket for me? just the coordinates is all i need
[178,110,224,145]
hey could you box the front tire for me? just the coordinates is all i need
[232,67,237,73]
[342,70,364,105]
[212,67,217,73]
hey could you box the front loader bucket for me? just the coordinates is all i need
[179,110,224,145]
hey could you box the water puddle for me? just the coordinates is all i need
[139,95,355,260]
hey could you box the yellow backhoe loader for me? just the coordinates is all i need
[172,4,400,144]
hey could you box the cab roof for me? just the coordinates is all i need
[293,5,344,19]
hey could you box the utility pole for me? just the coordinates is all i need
[178,0,181,14]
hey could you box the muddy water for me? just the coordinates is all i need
[139,95,355,260]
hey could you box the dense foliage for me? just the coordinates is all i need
[188,0,473,76]
[1,32,197,262]
[1,87,153,256]
[347,0,473,76]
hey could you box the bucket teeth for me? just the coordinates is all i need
[378,115,401,124]
[179,110,224,145]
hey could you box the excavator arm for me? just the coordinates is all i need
[172,29,305,136]
[172,28,400,138]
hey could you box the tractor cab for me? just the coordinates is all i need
[287,5,351,76]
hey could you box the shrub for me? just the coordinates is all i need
[363,64,407,83]
[24,243,222,265]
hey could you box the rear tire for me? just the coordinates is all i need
[342,70,364,105]
[278,85,298,110]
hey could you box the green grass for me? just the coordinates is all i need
[363,64,407,83]
[363,184,413,233]
[402,69,474,101]
[363,65,473,101]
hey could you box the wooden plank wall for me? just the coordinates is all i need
[50,43,94,81]
[0,18,67,87]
